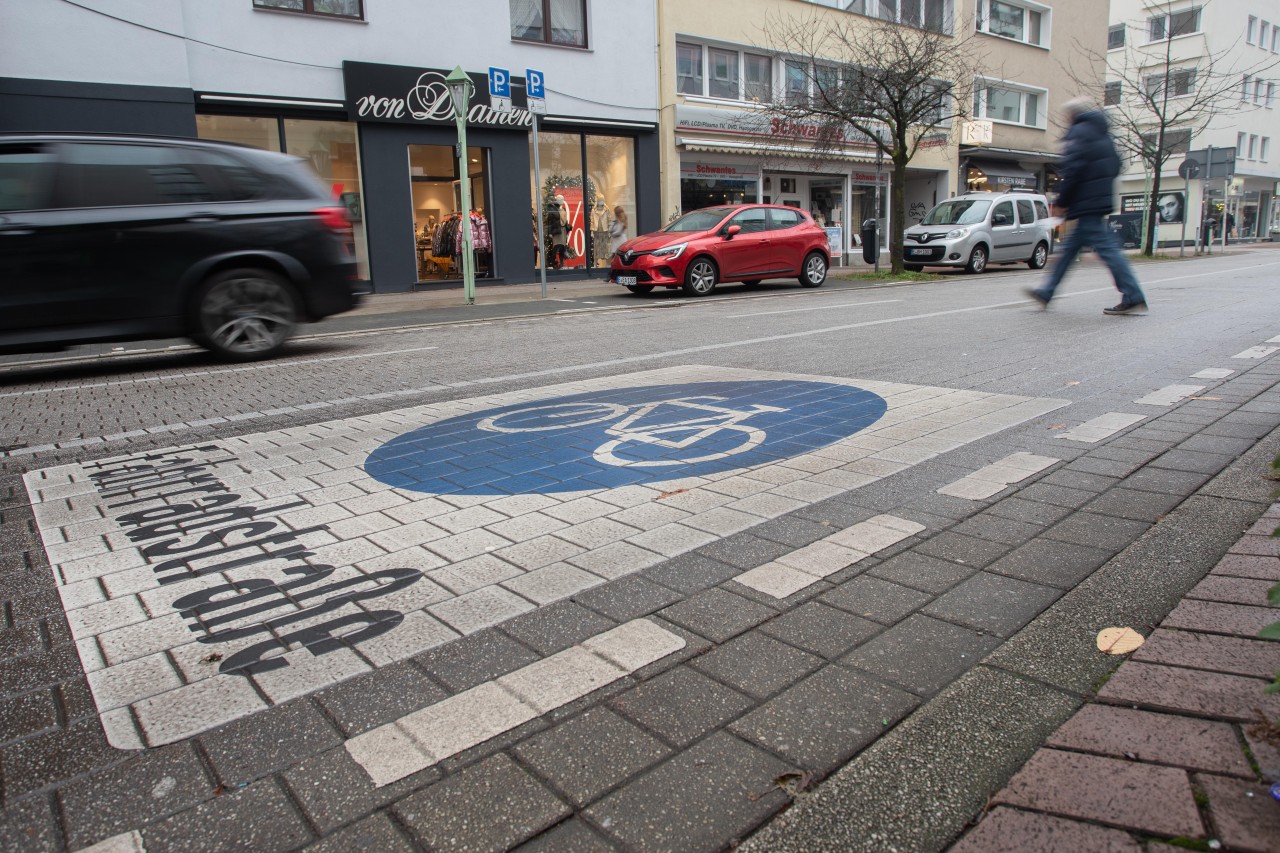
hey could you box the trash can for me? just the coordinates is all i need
[861,218,878,264]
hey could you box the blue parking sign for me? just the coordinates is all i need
[488,67,510,98]
[526,69,545,100]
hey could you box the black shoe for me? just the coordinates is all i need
[1025,288,1049,309]
[1103,301,1147,315]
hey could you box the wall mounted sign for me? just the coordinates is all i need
[343,61,533,129]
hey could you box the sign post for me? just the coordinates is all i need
[526,69,548,298]
[1176,152,1199,257]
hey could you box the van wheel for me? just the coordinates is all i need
[625,284,654,295]
[193,268,298,361]
[965,245,988,274]
[800,252,827,287]
[1028,242,1049,270]
[903,263,924,272]
[682,258,718,296]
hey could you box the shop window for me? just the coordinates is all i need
[533,130,636,270]
[195,115,281,152]
[585,135,637,268]
[253,0,363,20]
[973,79,1045,128]
[976,0,1048,47]
[409,144,491,282]
[0,145,55,212]
[510,0,587,48]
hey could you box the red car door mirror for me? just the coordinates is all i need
[724,224,741,239]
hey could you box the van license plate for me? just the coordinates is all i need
[909,249,928,256]
[617,275,637,286]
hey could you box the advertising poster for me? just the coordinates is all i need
[1121,192,1184,224]
[553,185,586,269]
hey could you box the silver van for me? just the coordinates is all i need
[901,191,1054,274]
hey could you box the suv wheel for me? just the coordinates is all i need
[965,245,988,275]
[194,268,298,361]
[682,258,718,296]
[1028,242,1049,270]
[800,252,827,287]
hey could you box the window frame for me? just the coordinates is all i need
[1145,67,1197,99]
[677,42,773,103]
[973,77,1048,128]
[976,0,1050,48]
[1139,127,1192,159]
[1108,24,1125,50]
[1104,80,1122,106]
[510,0,589,49]
[1147,6,1202,42]
[252,0,364,21]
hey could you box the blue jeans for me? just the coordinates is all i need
[1035,216,1146,305]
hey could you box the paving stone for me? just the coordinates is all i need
[1161,599,1278,637]
[1150,448,1235,475]
[1042,512,1151,552]
[819,575,930,625]
[513,707,672,807]
[1177,434,1257,456]
[512,818,620,852]
[284,746,440,835]
[1195,773,1280,853]
[413,629,541,693]
[0,795,63,853]
[984,538,1113,589]
[923,572,1061,638]
[1097,661,1280,722]
[1186,575,1276,607]
[0,717,122,799]
[608,667,754,747]
[949,514,1045,546]
[141,779,312,853]
[950,806,1143,853]
[57,743,212,850]
[691,631,823,700]
[991,748,1202,836]
[641,552,740,594]
[758,602,881,660]
[657,588,775,644]
[499,599,618,656]
[393,754,570,851]
[1243,723,1280,783]
[1039,469,1119,494]
[315,660,447,737]
[0,688,59,745]
[1047,705,1253,778]
[866,551,976,594]
[302,812,414,853]
[200,699,343,784]
[694,533,792,570]
[1083,488,1184,523]
[749,516,837,548]
[912,531,1011,569]
[1015,482,1097,509]
[571,574,683,622]
[841,614,1000,695]
[730,665,918,773]
[1232,533,1280,557]
[1064,455,1145,479]
[584,732,794,853]
[1121,466,1213,497]
[1210,554,1280,581]
[985,497,1075,528]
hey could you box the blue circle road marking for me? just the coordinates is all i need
[365,380,887,495]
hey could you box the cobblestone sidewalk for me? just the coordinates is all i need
[951,503,1280,853]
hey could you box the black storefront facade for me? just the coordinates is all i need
[0,62,660,293]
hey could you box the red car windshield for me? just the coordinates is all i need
[663,207,734,233]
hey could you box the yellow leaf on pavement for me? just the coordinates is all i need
[1097,627,1145,655]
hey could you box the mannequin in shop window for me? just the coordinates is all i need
[545,199,569,268]
[591,198,611,266]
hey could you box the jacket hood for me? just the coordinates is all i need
[1074,109,1110,134]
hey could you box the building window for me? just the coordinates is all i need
[1249,134,1259,159]
[1139,128,1192,157]
[709,48,739,99]
[1268,82,1276,108]
[1261,21,1272,48]
[509,0,587,48]
[798,0,951,34]
[1108,24,1125,49]
[531,130,637,270]
[1104,81,1122,105]
[1148,6,1201,41]
[677,43,773,103]
[976,0,1048,47]
[973,79,1046,127]
[1262,137,1271,161]
[785,60,809,105]
[1145,68,1197,98]
[1237,131,1246,154]
[1248,15,1257,44]
[676,43,703,95]
[745,54,772,102]
[252,0,363,19]
[1242,74,1252,101]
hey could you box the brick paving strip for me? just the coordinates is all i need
[950,505,1280,852]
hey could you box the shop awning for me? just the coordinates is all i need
[677,136,878,165]
[967,159,1037,183]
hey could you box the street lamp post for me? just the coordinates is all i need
[445,66,477,306]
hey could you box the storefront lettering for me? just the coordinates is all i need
[354,71,533,128]
[83,446,426,677]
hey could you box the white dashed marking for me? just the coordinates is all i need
[1191,368,1234,379]
[1133,384,1206,407]
[1057,413,1146,443]
[937,452,1058,500]
[1233,346,1279,360]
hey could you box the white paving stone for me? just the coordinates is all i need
[776,540,866,577]
[133,674,267,748]
[75,829,145,853]
[734,563,820,598]
[87,652,184,711]
[1233,346,1279,359]
[1057,413,1146,443]
[1134,384,1206,406]
[496,645,626,713]
[501,562,603,605]
[252,646,372,704]
[1191,368,1234,379]
[428,586,535,634]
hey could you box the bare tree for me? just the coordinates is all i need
[753,10,981,273]
[1066,1,1279,254]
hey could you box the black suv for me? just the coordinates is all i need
[0,134,361,360]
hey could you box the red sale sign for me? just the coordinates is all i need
[554,186,586,269]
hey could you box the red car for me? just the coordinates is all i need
[610,204,830,296]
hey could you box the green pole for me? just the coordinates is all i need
[446,67,477,306]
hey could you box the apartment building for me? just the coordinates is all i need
[1107,0,1280,245]
[0,0,662,290]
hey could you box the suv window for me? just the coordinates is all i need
[0,145,55,212]
[769,208,802,230]
[1016,200,1036,225]
[55,142,220,208]
[1034,200,1049,220]
[992,201,1014,226]
[201,150,271,201]
[729,207,769,233]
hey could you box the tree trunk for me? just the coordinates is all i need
[1144,164,1163,256]
[890,156,908,274]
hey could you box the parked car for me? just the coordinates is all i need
[901,191,1054,274]
[0,133,361,360]
[609,204,830,296]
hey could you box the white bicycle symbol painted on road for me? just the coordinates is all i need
[476,396,789,468]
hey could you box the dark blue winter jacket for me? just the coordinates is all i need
[1054,110,1121,220]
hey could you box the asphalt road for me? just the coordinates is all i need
[2,249,1279,852]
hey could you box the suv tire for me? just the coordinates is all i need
[1028,242,1049,270]
[965,245,989,275]
[194,268,299,361]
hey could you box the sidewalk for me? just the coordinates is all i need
[949,507,1280,853]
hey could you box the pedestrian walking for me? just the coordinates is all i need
[1027,98,1147,315]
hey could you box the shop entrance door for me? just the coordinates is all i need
[408,144,492,282]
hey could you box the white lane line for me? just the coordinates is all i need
[937,452,1059,500]
[346,619,685,787]
[1057,412,1146,443]
[1268,335,1280,344]
[1192,368,1234,379]
[735,514,925,599]
[0,346,440,399]
[1233,346,1279,359]
[74,830,145,853]
[1134,384,1207,406]
[727,299,903,318]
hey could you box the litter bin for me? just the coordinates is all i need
[861,218,878,264]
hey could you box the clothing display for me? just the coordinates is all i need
[417,210,493,280]
[591,199,610,267]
